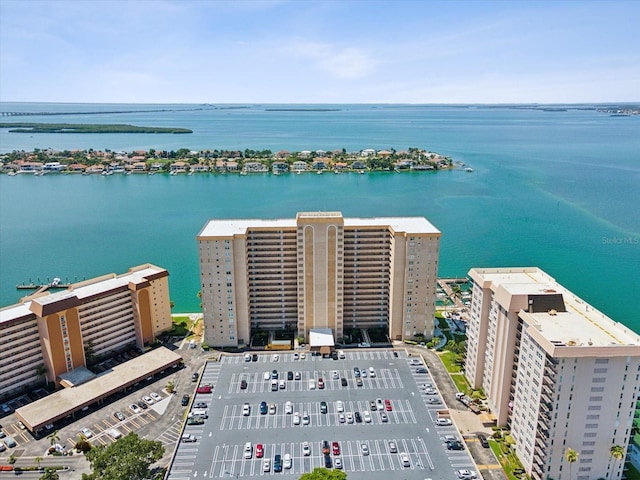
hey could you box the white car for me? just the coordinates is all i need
[338,351,345,359]
[380,411,389,422]
[269,403,276,414]
[334,457,343,469]
[338,413,345,423]
[361,443,369,455]
[300,353,306,359]
[363,411,372,423]
[346,412,354,423]
[263,371,271,381]
[243,442,252,459]
[283,453,292,469]
[400,452,410,467]
[293,412,301,425]
[272,354,279,362]
[129,403,141,414]
[242,403,251,416]
[457,469,477,479]
[332,370,339,379]
[81,428,94,438]
[302,412,310,425]
[107,428,121,439]
[294,371,301,380]
[308,379,316,390]
[376,398,384,411]
[336,400,344,412]
[150,392,162,402]
[436,418,452,426]
[302,441,311,456]
[293,353,299,360]
[263,459,271,472]
[142,396,154,405]
[285,401,293,414]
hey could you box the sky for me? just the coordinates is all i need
[1,0,639,104]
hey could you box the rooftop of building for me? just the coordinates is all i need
[198,212,441,237]
[1,264,168,324]
[469,267,640,349]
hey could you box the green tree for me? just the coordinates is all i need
[35,455,43,467]
[40,468,60,480]
[565,448,578,480]
[35,363,48,386]
[82,432,164,480]
[8,454,17,465]
[299,467,348,479]
[609,444,625,479]
[165,380,175,393]
[46,429,60,446]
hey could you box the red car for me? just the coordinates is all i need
[384,399,392,411]
[196,384,213,394]
[332,441,341,455]
[256,444,264,458]
[318,378,325,389]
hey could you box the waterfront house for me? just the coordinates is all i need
[299,150,312,158]
[131,162,147,173]
[149,163,163,172]
[334,162,348,171]
[291,161,308,172]
[192,164,209,173]
[243,161,268,173]
[170,161,189,173]
[85,165,105,174]
[351,160,367,170]
[17,161,43,174]
[311,160,327,171]
[68,163,87,173]
[361,148,376,157]
[43,162,65,172]
[272,162,288,174]
[394,160,413,170]
[378,150,392,158]
[275,150,290,159]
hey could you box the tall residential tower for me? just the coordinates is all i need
[466,267,640,480]
[197,212,441,347]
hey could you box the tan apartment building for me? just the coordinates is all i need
[466,267,640,480]
[197,212,441,347]
[0,264,172,399]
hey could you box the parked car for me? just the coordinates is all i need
[256,443,264,458]
[240,379,247,390]
[181,434,196,443]
[243,442,252,459]
[416,368,428,374]
[285,401,293,414]
[114,411,125,421]
[196,384,212,394]
[283,453,292,469]
[150,392,161,402]
[400,452,410,467]
[457,469,477,479]
[302,412,310,425]
[191,372,198,382]
[129,403,141,414]
[388,441,398,453]
[243,403,251,416]
[274,454,282,472]
[137,401,148,410]
[142,396,154,405]
[360,443,369,455]
[436,418,452,426]
[320,401,328,414]
[4,437,17,448]
[478,434,490,448]
[322,441,330,455]
[181,395,190,406]
[260,401,268,414]
[334,457,342,469]
[107,428,121,439]
[341,377,348,386]
[384,399,393,411]
[332,441,340,455]
[262,459,271,472]
[447,440,465,450]
[302,441,311,456]
[81,428,94,438]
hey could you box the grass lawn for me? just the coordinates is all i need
[627,463,640,480]
[169,316,192,337]
[489,440,524,480]
[451,373,470,393]
[439,350,463,373]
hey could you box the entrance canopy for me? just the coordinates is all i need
[309,329,334,354]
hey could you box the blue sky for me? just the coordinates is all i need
[1,0,638,103]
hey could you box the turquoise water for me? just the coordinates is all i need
[1,104,638,331]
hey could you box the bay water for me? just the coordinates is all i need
[1,104,638,332]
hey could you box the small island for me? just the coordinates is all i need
[0,122,192,134]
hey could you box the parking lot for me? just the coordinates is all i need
[167,349,480,479]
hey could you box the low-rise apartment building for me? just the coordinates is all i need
[466,267,640,480]
[197,212,441,347]
[0,264,172,400]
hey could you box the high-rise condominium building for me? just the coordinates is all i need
[0,264,172,400]
[197,212,441,347]
[466,267,640,480]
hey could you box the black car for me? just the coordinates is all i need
[287,371,294,380]
[260,401,268,414]
[181,395,190,406]
[252,354,258,362]
[446,440,465,450]
[354,411,362,423]
[478,434,490,448]
[137,401,148,410]
[240,379,247,390]
[271,370,278,379]
[341,378,348,387]
[331,351,338,360]
[191,372,199,382]
[195,402,207,409]
[274,454,282,472]
[324,454,332,468]
[393,351,398,357]
[320,401,328,414]
[416,368,428,374]
[353,367,361,377]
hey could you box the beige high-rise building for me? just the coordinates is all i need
[466,267,640,480]
[0,264,172,399]
[197,212,441,347]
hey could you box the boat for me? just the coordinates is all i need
[7,171,16,176]
[317,170,323,175]
[465,168,473,172]
[359,170,365,175]
[240,171,247,176]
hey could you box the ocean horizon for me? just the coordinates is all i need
[1,103,638,333]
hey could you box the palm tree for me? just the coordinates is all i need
[35,364,48,386]
[565,448,578,480]
[609,444,625,479]
[35,456,42,468]
[46,430,60,447]
[40,468,60,480]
